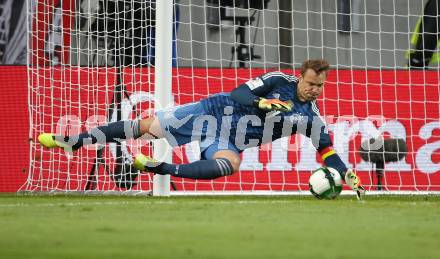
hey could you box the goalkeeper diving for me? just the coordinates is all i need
[38,59,365,197]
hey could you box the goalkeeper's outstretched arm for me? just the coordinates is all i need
[231,72,295,112]
[310,111,365,197]
[317,139,365,199]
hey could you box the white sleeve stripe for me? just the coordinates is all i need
[311,101,327,131]
[261,72,282,79]
[311,101,321,116]
[261,71,287,79]
[261,72,298,82]
[262,74,297,82]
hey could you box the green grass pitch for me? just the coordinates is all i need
[0,194,439,259]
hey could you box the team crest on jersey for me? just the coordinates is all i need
[288,114,304,123]
[245,77,264,90]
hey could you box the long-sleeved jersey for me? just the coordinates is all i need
[200,71,331,151]
[199,71,347,174]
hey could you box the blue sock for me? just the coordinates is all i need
[58,120,142,150]
[154,158,234,179]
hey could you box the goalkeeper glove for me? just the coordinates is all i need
[254,97,293,112]
[345,169,366,200]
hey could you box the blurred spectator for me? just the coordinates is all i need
[142,0,180,67]
[0,0,26,64]
[408,0,439,68]
[81,0,179,67]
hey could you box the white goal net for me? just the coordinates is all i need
[24,0,440,194]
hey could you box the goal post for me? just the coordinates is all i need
[152,0,173,196]
[23,0,440,195]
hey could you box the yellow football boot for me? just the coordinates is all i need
[38,133,74,152]
[134,154,162,173]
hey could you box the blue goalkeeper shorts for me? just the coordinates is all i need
[155,102,240,160]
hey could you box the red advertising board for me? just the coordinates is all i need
[1,66,439,192]
[0,67,29,192]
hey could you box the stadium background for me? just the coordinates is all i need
[0,0,439,192]
[0,66,438,192]
[1,2,439,259]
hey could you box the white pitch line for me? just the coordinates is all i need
[0,199,294,208]
[0,201,172,207]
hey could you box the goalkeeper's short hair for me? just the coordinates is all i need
[300,59,330,77]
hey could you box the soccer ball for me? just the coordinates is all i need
[309,167,343,199]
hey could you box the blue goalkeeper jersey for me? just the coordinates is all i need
[199,71,332,152]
